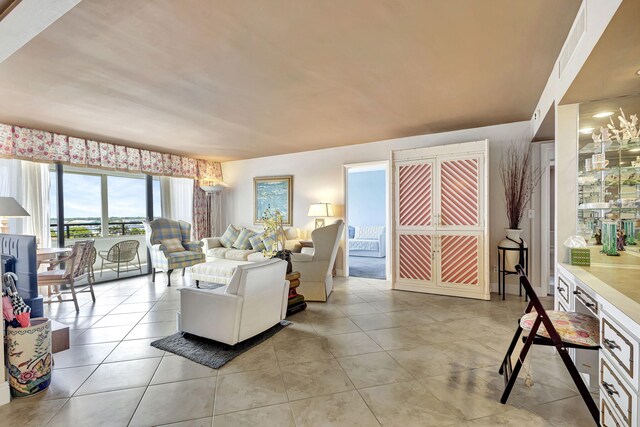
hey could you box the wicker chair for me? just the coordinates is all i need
[98,240,142,278]
[38,239,96,312]
[67,244,97,282]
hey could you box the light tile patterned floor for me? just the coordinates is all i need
[0,274,597,426]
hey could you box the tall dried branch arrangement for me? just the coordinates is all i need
[499,142,543,229]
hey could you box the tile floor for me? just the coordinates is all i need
[0,274,597,426]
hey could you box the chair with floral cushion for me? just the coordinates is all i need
[143,218,205,286]
[499,265,599,426]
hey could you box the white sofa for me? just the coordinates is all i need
[202,226,302,262]
[348,226,385,258]
[177,259,289,345]
[194,227,302,286]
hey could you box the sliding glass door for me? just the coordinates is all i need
[49,165,162,282]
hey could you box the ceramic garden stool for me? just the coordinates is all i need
[6,318,52,397]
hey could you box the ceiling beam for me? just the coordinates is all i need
[0,0,81,64]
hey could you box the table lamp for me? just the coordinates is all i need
[308,203,334,229]
[0,197,30,234]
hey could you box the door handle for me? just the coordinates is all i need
[602,382,619,397]
[603,338,621,351]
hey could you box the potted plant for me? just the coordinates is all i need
[261,207,293,273]
[498,141,542,271]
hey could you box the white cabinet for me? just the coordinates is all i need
[392,140,489,300]
[557,264,640,426]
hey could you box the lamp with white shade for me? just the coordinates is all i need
[308,203,334,229]
[0,197,30,234]
[199,180,229,193]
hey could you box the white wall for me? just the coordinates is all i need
[222,121,546,291]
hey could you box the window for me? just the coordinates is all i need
[107,175,146,236]
[63,172,102,238]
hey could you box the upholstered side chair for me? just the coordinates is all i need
[143,218,205,286]
[291,219,345,301]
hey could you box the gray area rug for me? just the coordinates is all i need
[150,320,290,369]
[349,255,386,280]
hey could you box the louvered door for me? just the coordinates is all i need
[395,160,437,287]
[393,141,489,300]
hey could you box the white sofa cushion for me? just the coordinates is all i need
[225,249,255,261]
[208,247,230,259]
[354,226,385,239]
[191,258,252,285]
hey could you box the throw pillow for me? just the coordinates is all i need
[219,225,240,248]
[249,234,266,252]
[161,238,184,253]
[262,234,277,252]
[348,225,355,239]
[233,228,255,250]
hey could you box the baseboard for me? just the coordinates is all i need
[0,381,10,406]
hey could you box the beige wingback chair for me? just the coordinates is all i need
[291,220,345,301]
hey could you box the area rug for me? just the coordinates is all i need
[150,320,290,369]
[348,255,386,280]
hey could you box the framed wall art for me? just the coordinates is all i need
[253,175,293,225]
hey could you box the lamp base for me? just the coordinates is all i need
[314,218,325,229]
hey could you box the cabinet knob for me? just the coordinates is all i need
[603,338,621,351]
[573,290,581,295]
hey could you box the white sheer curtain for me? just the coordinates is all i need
[0,158,51,247]
[159,176,193,224]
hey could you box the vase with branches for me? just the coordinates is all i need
[261,206,292,273]
[498,141,543,270]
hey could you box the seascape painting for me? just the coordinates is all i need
[253,175,293,225]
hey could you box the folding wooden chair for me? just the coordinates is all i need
[498,265,600,426]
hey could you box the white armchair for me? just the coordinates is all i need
[177,259,289,345]
[291,220,345,302]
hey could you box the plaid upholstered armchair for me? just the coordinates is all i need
[143,218,205,286]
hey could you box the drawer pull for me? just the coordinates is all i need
[558,287,565,294]
[585,302,596,308]
[602,381,619,397]
[573,290,580,295]
[603,338,621,351]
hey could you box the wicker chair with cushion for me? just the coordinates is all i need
[143,218,205,286]
[98,239,142,278]
[38,240,96,312]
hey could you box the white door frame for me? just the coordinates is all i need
[343,160,391,280]
[540,143,555,295]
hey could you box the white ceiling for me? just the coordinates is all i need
[0,0,581,161]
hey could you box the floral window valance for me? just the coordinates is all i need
[0,123,222,182]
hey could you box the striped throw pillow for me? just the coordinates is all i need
[262,232,277,252]
[161,238,184,253]
[249,234,266,252]
[219,225,240,248]
[233,228,255,250]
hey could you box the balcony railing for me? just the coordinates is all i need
[50,221,145,239]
